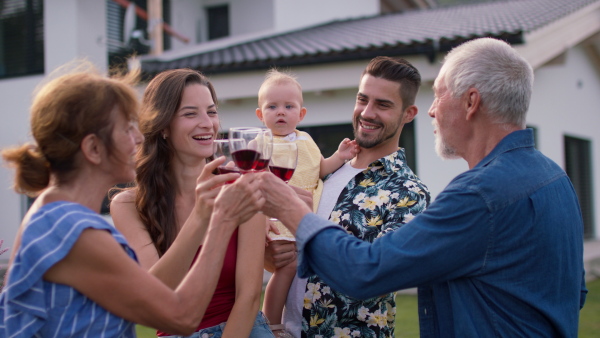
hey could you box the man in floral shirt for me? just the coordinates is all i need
[295,56,430,338]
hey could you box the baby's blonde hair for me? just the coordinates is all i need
[257,68,303,106]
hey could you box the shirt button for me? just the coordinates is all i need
[424,308,428,315]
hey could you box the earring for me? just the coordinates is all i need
[162,134,167,140]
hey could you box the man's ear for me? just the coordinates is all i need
[465,88,481,121]
[298,107,307,122]
[255,108,264,122]
[402,105,418,124]
[80,134,104,165]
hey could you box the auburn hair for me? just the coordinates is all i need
[2,63,139,196]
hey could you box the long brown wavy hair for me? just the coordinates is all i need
[135,69,218,256]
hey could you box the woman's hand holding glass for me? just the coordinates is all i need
[213,140,240,183]
[213,169,265,228]
[194,156,241,222]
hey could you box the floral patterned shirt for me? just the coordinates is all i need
[302,148,430,338]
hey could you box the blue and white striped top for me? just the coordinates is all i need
[0,201,137,337]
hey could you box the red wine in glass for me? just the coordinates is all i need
[232,149,260,171]
[254,158,270,171]
[269,165,295,183]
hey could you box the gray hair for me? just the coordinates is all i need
[442,38,534,127]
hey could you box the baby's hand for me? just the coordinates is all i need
[265,219,280,243]
[338,138,360,160]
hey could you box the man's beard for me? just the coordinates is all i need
[432,121,460,160]
[353,117,401,149]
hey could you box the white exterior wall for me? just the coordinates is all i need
[0,75,42,262]
[168,0,375,61]
[0,0,108,261]
[169,0,203,48]
[273,0,379,32]
[229,0,273,37]
[46,0,107,73]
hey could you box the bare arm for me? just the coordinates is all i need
[44,172,264,336]
[222,213,267,337]
[319,138,359,178]
[111,158,228,289]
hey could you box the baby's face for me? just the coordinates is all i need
[257,82,305,136]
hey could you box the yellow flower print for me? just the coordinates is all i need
[332,327,352,338]
[386,302,396,322]
[330,210,342,223]
[359,178,376,187]
[366,215,383,227]
[310,315,325,327]
[319,298,335,309]
[357,306,369,321]
[376,189,391,204]
[303,296,312,310]
[359,197,378,211]
[366,309,387,328]
[306,282,322,302]
[396,196,417,208]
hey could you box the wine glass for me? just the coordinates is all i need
[228,127,263,172]
[267,142,298,225]
[254,128,273,172]
[213,139,240,183]
[269,143,298,183]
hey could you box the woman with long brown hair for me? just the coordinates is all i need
[111,68,271,337]
[0,64,263,337]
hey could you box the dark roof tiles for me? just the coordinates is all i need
[141,0,599,74]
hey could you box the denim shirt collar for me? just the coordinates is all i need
[474,129,535,169]
[365,147,408,176]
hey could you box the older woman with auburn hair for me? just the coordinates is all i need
[0,64,263,337]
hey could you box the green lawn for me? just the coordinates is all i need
[136,278,600,337]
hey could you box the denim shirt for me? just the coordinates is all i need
[295,129,587,337]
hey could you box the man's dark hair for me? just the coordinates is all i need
[362,56,421,109]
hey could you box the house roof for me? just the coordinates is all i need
[141,0,600,75]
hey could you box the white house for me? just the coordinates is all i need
[1,0,599,263]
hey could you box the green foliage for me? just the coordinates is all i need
[579,278,600,337]
[135,325,156,337]
[394,292,419,337]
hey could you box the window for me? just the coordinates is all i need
[0,0,44,79]
[564,135,595,239]
[206,4,229,40]
[299,121,418,174]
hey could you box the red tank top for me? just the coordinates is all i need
[157,229,238,336]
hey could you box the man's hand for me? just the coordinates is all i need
[290,185,313,210]
[259,173,312,233]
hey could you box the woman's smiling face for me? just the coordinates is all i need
[166,83,219,162]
